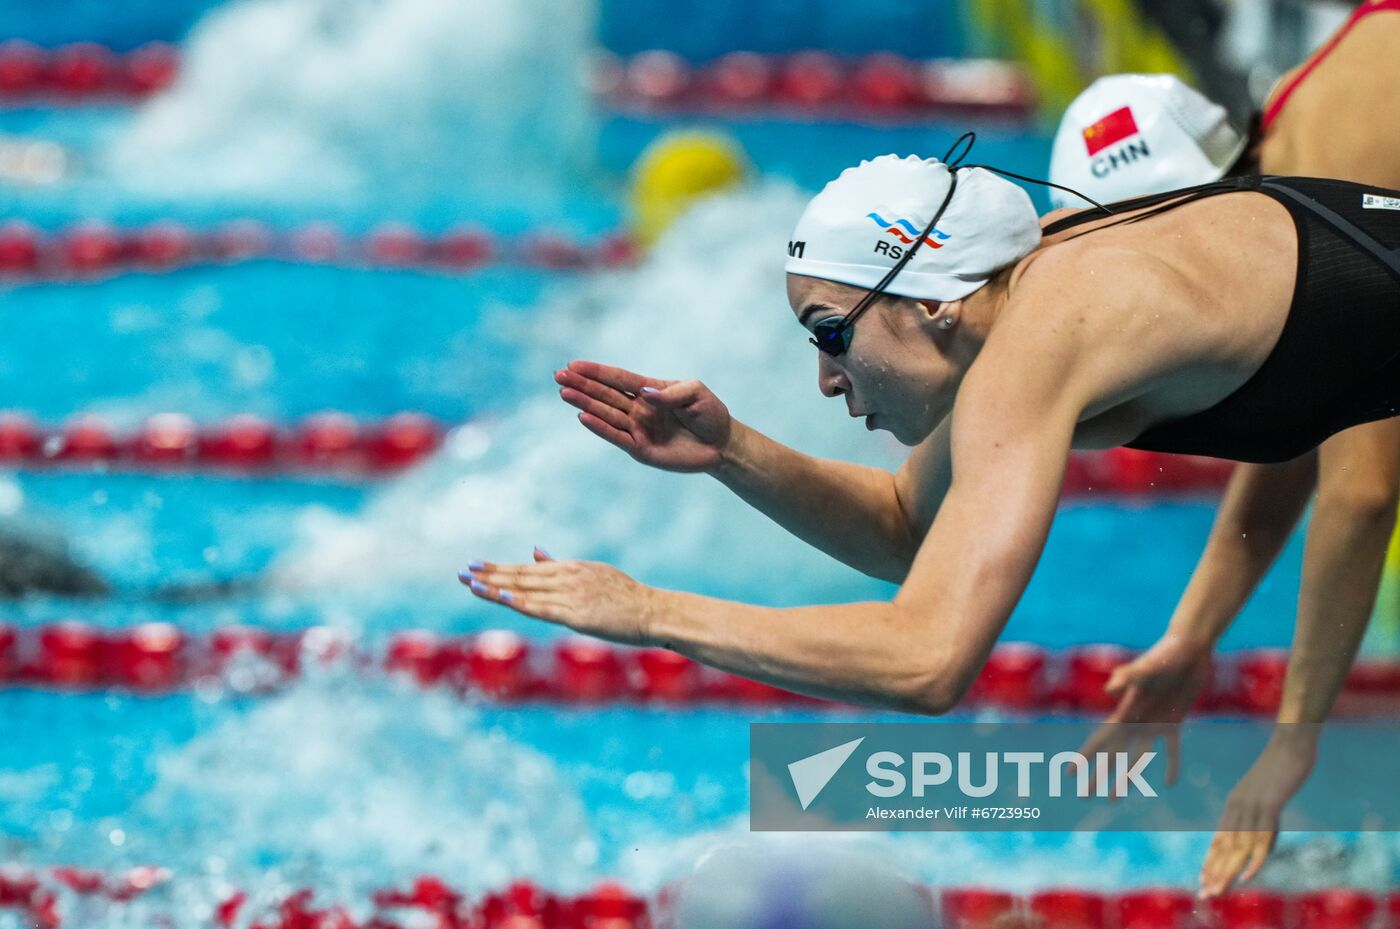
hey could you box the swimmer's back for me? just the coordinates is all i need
[1260,0,1400,187]
[1011,188,1299,450]
[1034,175,1400,461]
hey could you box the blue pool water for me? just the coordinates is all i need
[1,0,1390,920]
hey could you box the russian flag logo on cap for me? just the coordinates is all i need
[1082,106,1140,156]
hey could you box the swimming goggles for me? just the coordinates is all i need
[808,168,961,357]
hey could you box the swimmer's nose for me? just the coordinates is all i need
[817,352,850,399]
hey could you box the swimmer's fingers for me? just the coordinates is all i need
[1164,726,1182,786]
[1079,723,1120,768]
[577,410,639,452]
[1108,737,1149,805]
[564,360,668,397]
[1080,731,1116,799]
[462,560,572,592]
[1200,830,1273,898]
[464,560,655,646]
[557,367,639,415]
[1200,779,1280,898]
[1081,715,1136,794]
[561,385,636,435]
[637,380,702,409]
[458,561,568,609]
[1200,831,1246,898]
[1238,833,1276,886]
[460,575,573,624]
[460,572,521,608]
[1104,659,1143,696]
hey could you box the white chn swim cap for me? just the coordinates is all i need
[1048,74,1247,209]
[785,154,1042,303]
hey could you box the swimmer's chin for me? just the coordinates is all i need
[863,414,924,447]
[891,428,926,447]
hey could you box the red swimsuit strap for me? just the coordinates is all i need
[1261,0,1400,133]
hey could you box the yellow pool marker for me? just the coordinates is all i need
[629,130,749,247]
[1367,508,1400,654]
[967,0,1189,113]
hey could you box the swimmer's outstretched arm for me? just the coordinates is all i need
[712,416,952,583]
[472,327,1089,714]
[645,377,1075,712]
[1164,458,1317,651]
[557,360,951,583]
[1089,460,1317,735]
[1199,449,1387,896]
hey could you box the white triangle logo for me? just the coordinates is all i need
[787,737,865,810]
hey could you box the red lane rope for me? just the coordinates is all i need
[3,622,1397,717]
[1061,448,1234,496]
[0,43,1034,121]
[0,41,178,103]
[0,411,443,477]
[0,868,1395,929]
[0,410,1228,490]
[0,220,639,281]
[593,51,1035,121]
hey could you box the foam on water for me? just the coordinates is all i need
[106,0,597,207]
[79,675,596,897]
[267,182,905,614]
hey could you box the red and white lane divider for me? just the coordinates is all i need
[0,869,1396,929]
[1061,448,1234,496]
[0,411,443,477]
[593,51,1035,120]
[0,41,178,103]
[0,42,1034,121]
[942,885,1400,929]
[0,411,1227,491]
[0,220,639,281]
[0,871,649,929]
[3,622,1398,717]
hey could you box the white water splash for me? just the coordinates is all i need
[107,0,597,204]
[123,678,596,893]
[268,181,905,612]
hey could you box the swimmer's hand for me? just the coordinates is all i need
[1199,726,1319,898]
[555,360,733,473]
[1080,633,1212,786]
[459,547,659,646]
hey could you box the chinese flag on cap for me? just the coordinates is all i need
[1082,106,1139,156]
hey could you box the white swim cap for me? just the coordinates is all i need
[1048,74,1247,209]
[785,154,1042,302]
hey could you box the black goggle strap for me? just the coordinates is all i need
[832,167,962,342]
[962,162,1115,216]
[950,129,1116,216]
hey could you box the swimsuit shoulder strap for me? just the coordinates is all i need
[1041,177,1254,240]
[1046,176,1400,282]
[1261,0,1400,133]
[1258,178,1400,280]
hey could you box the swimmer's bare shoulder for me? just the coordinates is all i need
[893,239,1189,533]
[989,239,1190,418]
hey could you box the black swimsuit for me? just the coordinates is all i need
[1043,176,1400,464]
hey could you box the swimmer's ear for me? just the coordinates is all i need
[918,299,959,332]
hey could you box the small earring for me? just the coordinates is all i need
[939,316,956,329]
